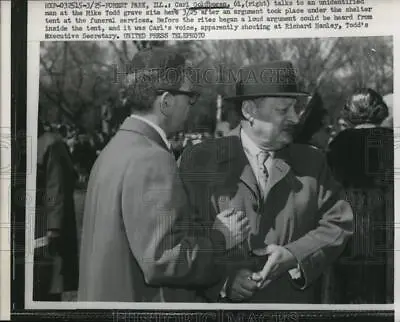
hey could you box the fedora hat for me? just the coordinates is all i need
[224,60,308,101]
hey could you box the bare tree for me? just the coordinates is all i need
[39,37,393,132]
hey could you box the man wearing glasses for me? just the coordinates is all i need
[78,47,249,302]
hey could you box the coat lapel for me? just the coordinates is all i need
[265,157,291,195]
[263,147,304,205]
[222,126,261,202]
[118,116,171,153]
[239,163,261,200]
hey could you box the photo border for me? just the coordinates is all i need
[10,0,397,320]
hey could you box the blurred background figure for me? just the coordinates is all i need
[65,129,77,155]
[34,118,79,301]
[57,124,68,141]
[56,124,73,159]
[170,132,185,160]
[71,130,97,186]
[328,88,392,187]
[337,117,351,132]
[43,121,51,132]
[101,97,113,136]
[326,88,394,304]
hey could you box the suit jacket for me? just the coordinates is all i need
[179,126,353,303]
[78,117,226,302]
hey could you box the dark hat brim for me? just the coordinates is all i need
[224,92,309,101]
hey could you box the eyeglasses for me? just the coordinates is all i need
[157,89,199,105]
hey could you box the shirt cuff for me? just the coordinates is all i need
[288,264,302,280]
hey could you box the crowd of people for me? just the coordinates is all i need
[42,88,393,186]
[41,122,220,185]
[39,123,111,187]
[33,47,394,304]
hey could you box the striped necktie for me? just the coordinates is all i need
[257,151,269,197]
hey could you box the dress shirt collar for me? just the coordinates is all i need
[130,114,171,150]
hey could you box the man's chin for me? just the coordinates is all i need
[275,142,291,150]
[283,127,295,136]
[282,132,294,142]
[277,136,294,149]
[260,140,291,151]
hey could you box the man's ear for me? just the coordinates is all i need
[159,92,174,117]
[241,100,257,121]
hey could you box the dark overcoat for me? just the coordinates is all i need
[179,126,354,303]
[327,127,394,303]
[34,132,79,299]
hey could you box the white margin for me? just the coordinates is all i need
[23,0,400,316]
[393,10,399,322]
[0,0,12,320]
[24,40,40,310]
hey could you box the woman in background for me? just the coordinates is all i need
[328,88,392,188]
[327,88,394,304]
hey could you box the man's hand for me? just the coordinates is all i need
[226,269,258,302]
[212,209,250,250]
[251,244,298,289]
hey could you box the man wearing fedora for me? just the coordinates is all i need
[78,47,250,302]
[179,61,353,303]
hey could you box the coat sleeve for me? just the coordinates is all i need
[121,149,226,287]
[284,154,354,289]
[178,145,232,302]
[45,141,66,230]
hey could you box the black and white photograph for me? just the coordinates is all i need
[27,36,394,307]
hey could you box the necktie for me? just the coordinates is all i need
[257,151,269,197]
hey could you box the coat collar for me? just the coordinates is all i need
[118,116,171,152]
[220,125,294,196]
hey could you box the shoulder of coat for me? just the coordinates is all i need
[182,136,238,165]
